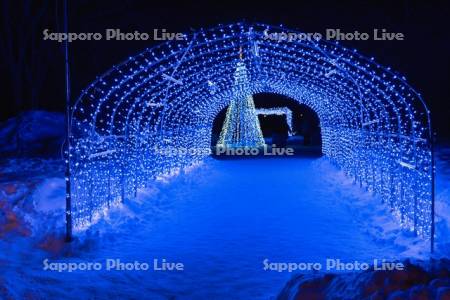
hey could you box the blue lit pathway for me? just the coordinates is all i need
[35,157,404,299]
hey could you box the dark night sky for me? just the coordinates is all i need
[1,0,450,137]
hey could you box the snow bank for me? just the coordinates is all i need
[0,110,65,157]
[277,145,450,299]
[32,178,66,213]
[435,144,450,256]
[311,158,430,258]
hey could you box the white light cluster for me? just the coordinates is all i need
[70,22,433,238]
[217,61,265,148]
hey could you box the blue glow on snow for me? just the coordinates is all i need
[69,22,433,238]
[2,157,426,300]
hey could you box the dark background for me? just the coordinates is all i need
[1,0,449,137]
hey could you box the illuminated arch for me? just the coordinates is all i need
[70,22,433,238]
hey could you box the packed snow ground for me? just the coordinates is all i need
[0,151,448,299]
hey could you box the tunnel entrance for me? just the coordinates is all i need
[69,22,433,241]
[211,93,322,157]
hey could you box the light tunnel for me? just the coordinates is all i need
[69,22,433,238]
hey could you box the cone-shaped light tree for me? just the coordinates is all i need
[217,51,265,149]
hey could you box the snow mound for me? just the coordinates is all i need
[32,178,66,213]
[312,158,429,258]
[435,144,450,255]
[0,110,65,157]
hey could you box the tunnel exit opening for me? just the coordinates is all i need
[211,93,322,158]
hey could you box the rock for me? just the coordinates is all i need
[382,264,429,296]
[430,258,450,279]
[402,262,429,284]
[277,274,304,300]
[295,289,325,300]
[0,199,31,237]
[408,284,432,300]
[37,234,66,255]
[429,278,450,289]
[290,275,334,300]
[364,270,387,296]
[386,290,408,300]
[278,259,450,300]
[2,184,17,195]
[436,287,450,300]
[384,276,409,295]
[0,277,13,300]
[369,291,385,300]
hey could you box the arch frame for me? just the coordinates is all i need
[68,22,434,244]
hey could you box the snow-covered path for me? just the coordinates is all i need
[1,156,429,299]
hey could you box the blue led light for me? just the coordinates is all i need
[69,22,433,238]
[217,59,265,149]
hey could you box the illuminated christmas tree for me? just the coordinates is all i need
[217,51,265,149]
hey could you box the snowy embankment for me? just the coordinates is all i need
[277,145,450,300]
[435,144,450,255]
[0,110,65,158]
[0,111,67,260]
[0,111,449,299]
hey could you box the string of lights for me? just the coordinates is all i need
[217,59,265,149]
[69,22,433,239]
